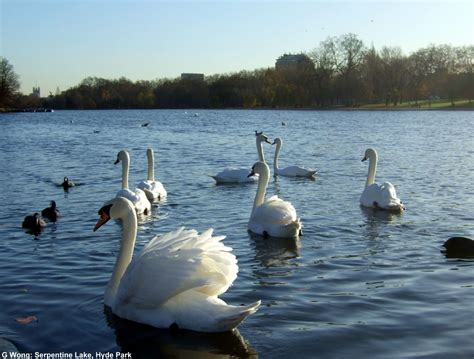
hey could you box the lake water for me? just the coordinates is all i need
[0,109,473,358]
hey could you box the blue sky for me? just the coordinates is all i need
[1,0,473,96]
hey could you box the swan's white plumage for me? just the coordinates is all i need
[137,179,167,201]
[211,133,271,184]
[359,148,404,212]
[211,168,258,184]
[273,138,317,178]
[248,162,301,238]
[95,197,260,333]
[115,150,151,215]
[136,148,167,201]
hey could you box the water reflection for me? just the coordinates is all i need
[360,206,401,241]
[249,232,300,268]
[104,307,257,358]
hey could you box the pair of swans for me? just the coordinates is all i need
[360,148,405,212]
[93,197,260,332]
[247,148,403,239]
[115,148,167,215]
[211,132,272,184]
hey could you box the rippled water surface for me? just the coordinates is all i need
[0,110,473,358]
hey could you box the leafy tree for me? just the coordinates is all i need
[0,57,20,108]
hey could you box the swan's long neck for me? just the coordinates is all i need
[105,206,137,307]
[273,142,282,173]
[121,154,130,189]
[256,138,266,163]
[366,153,377,187]
[251,165,269,217]
[147,149,155,181]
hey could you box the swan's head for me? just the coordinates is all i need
[114,150,129,165]
[94,197,135,232]
[362,148,377,162]
[272,137,282,146]
[93,197,135,232]
[50,200,56,209]
[255,131,272,144]
[248,161,270,178]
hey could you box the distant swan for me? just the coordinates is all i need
[248,161,302,238]
[115,150,151,215]
[360,148,404,212]
[41,200,60,222]
[272,137,317,178]
[211,132,272,184]
[137,148,167,201]
[93,196,260,332]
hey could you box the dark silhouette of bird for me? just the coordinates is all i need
[141,122,150,127]
[61,177,75,190]
[442,237,474,258]
[22,213,45,236]
[41,201,60,222]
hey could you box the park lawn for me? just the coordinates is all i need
[360,99,473,110]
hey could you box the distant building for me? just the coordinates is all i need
[31,86,41,98]
[275,54,314,71]
[181,73,205,81]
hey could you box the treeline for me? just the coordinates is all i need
[15,34,474,109]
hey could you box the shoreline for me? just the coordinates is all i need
[2,105,473,113]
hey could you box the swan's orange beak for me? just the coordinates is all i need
[93,211,110,232]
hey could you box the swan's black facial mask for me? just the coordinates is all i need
[248,167,256,178]
[94,204,113,232]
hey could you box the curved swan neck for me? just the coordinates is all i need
[366,153,377,187]
[251,164,269,217]
[121,152,130,189]
[105,206,137,306]
[273,141,282,173]
[256,137,265,163]
[147,149,155,181]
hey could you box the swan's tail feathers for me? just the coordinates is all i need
[215,300,261,332]
[290,218,303,237]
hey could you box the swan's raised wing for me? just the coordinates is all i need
[116,188,140,203]
[115,228,238,310]
[360,182,404,210]
[379,182,403,208]
[252,195,297,225]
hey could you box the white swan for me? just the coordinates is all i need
[272,138,317,178]
[248,161,302,238]
[211,132,272,184]
[136,148,167,202]
[360,148,405,212]
[115,150,151,216]
[93,196,261,332]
